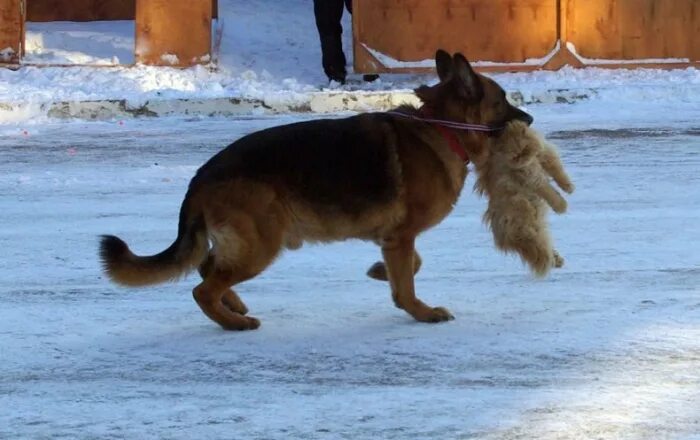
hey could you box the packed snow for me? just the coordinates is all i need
[1,99,699,438]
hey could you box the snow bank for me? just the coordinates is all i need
[2,0,700,123]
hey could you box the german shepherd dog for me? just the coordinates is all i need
[100,50,533,330]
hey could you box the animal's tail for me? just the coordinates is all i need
[99,192,208,287]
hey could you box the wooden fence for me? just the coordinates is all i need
[0,0,216,67]
[353,0,700,73]
[3,0,699,70]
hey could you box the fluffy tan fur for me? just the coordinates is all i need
[474,121,574,277]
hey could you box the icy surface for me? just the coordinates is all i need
[1,101,699,438]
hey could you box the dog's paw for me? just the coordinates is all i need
[433,306,455,321]
[366,261,389,281]
[414,306,455,323]
[219,316,261,331]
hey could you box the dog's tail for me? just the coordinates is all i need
[99,192,208,287]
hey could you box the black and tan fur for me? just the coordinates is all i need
[100,51,534,330]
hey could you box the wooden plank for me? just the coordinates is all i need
[566,0,700,61]
[27,0,135,22]
[353,0,559,73]
[0,0,22,63]
[135,0,212,67]
[26,0,217,22]
[566,0,618,59]
[652,0,699,60]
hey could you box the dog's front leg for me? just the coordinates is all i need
[381,235,454,323]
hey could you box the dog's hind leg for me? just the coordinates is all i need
[367,249,422,281]
[193,210,284,330]
[193,268,260,330]
[381,235,453,323]
[198,253,248,315]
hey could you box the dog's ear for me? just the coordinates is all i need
[435,49,453,81]
[453,53,484,102]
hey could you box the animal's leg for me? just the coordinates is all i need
[199,253,248,315]
[381,236,453,322]
[193,268,260,330]
[193,211,284,330]
[540,147,574,194]
[367,250,422,281]
[537,183,568,214]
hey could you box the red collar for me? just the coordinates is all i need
[418,108,469,164]
[431,122,468,163]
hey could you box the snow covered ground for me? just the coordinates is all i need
[1,100,699,438]
[2,0,700,437]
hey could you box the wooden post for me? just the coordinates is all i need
[542,0,583,70]
[0,0,23,64]
[135,0,212,67]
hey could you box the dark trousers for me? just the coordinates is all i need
[314,0,353,81]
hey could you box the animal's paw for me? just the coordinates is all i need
[219,316,261,331]
[552,251,565,268]
[551,197,568,214]
[416,306,455,323]
[366,261,388,281]
[560,181,575,194]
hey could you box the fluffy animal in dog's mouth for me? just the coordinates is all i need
[474,121,574,277]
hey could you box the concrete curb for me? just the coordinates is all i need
[0,88,596,121]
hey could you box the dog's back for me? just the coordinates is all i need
[191,114,401,218]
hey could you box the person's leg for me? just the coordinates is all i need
[314,0,347,83]
[342,0,380,82]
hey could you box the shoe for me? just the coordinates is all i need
[328,75,346,85]
[325,65,347,85]
[362,74,379,82]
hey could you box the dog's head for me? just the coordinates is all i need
[415,50,533,130]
